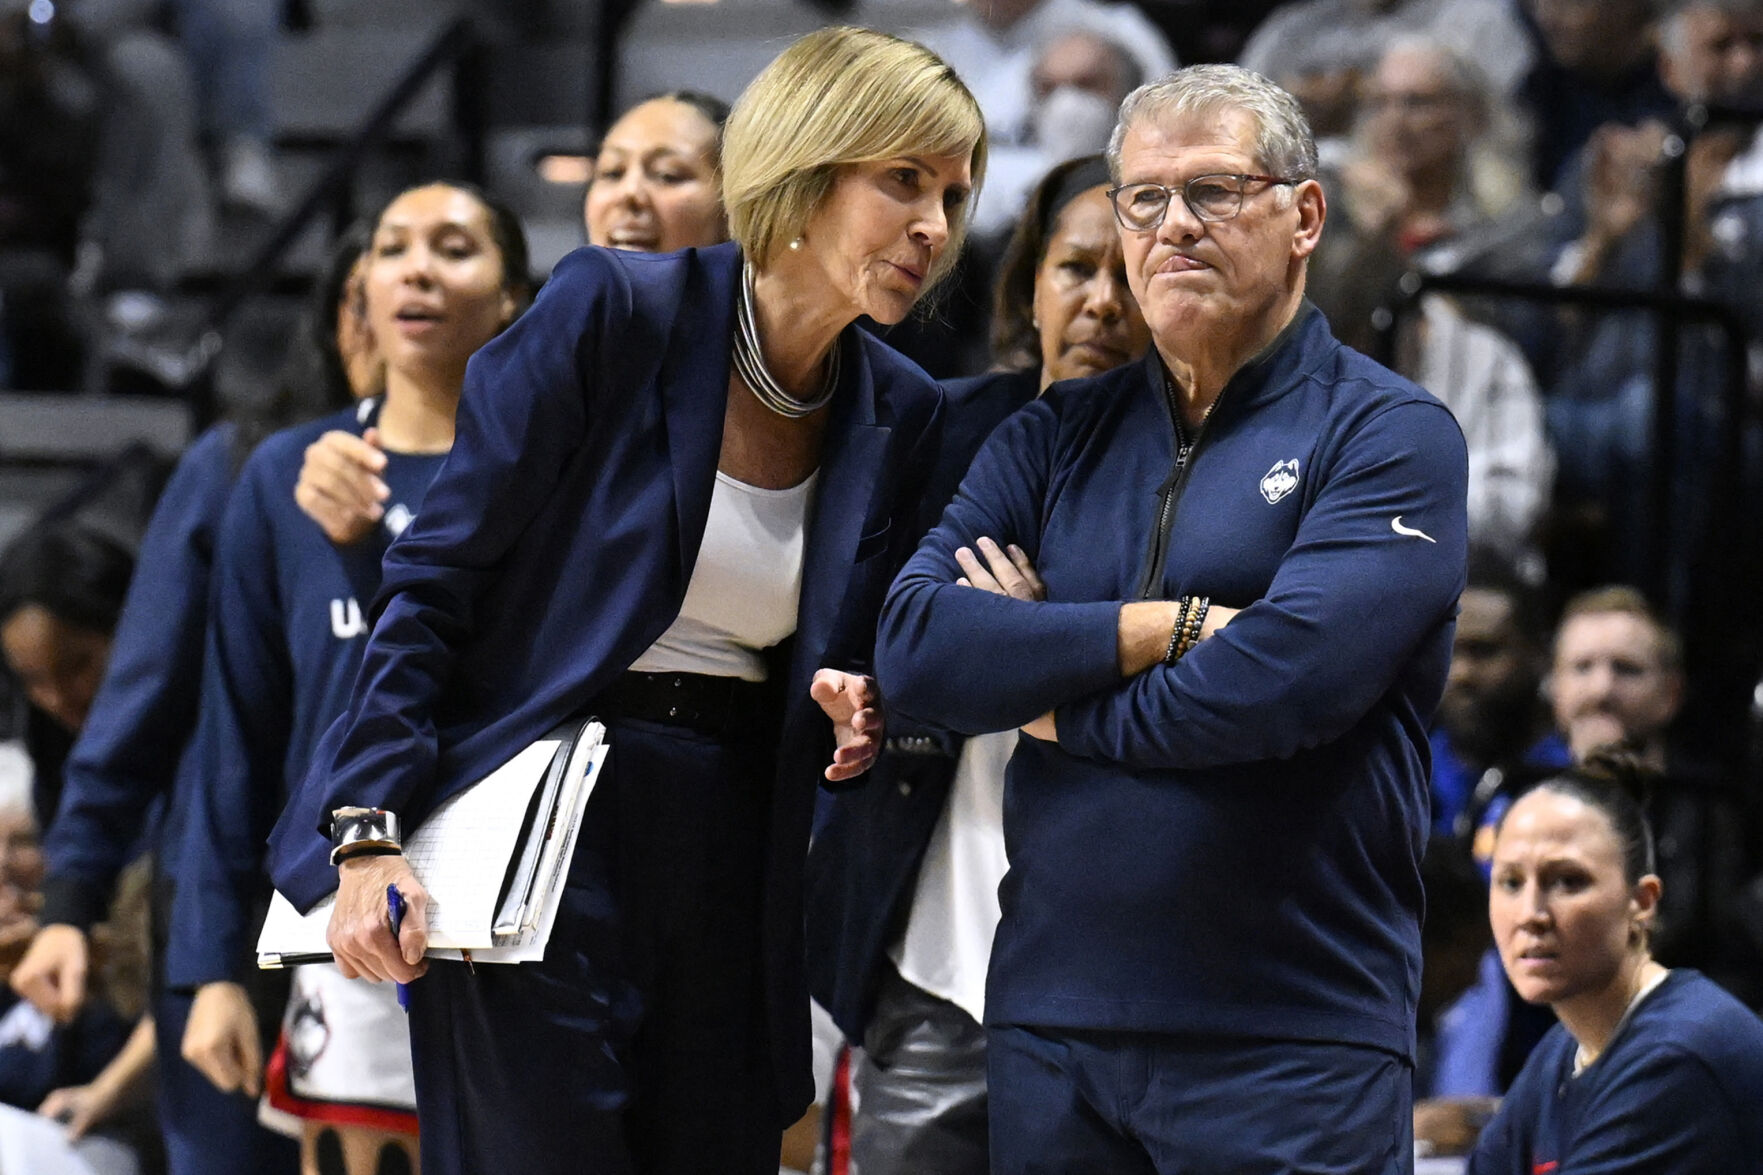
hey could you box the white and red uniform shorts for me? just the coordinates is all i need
[263,963,418,1136]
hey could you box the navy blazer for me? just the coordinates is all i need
[803,368,1037,1041]
[266,241,943,1116]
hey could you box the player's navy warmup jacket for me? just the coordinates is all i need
[877,303,1468,1061]
[35,424,301,1175]
[1469,969,1763,1174]
[39,425,231,929]
[165,400,443,989]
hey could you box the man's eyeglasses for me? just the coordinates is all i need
[1107,174,1298,231]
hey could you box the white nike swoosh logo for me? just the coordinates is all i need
[1391,516,1436,543]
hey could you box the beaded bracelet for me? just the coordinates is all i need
[1176,597,1199,661]
[1164,596,1194,666]
[1184,596,1211,657]
[1166,594,1213,664]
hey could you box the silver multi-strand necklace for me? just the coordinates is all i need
[732,260,839,419]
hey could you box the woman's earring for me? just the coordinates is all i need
[789,236,803,251]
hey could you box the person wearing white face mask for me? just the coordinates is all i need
[901,0,1173,235]
[1031,32,1140,165]
[961,29,1144,241]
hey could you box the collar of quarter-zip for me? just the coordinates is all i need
[1163,367,1221,455]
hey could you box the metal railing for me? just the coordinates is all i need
[1374,272,1750,599]
[1372,100,1763,765]
[186,14,489,427]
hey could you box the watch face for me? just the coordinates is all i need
[332,808,397,850]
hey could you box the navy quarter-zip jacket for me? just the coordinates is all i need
[877,304,1468,1060]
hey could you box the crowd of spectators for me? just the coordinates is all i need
[2,0,1762,1170]
[0,0,284,397]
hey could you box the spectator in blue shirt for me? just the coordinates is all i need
[1431,555,1570,838]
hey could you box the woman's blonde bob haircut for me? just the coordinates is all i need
[723,26,987,291]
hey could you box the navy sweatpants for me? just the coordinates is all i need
[987,1026,1414,1175]
[406,716,784,1175]
[152,868,298,1175]
[156,988,300,1175]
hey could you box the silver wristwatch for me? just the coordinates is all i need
[329,806,401,866]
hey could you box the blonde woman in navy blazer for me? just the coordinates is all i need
[265,27,985,1175]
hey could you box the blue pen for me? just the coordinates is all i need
[386,884,410,1012]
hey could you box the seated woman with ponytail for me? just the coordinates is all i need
[1470,749,1763,1174]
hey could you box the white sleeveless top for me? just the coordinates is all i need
[628,470,817,682]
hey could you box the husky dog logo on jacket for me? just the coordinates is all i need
[1259,459,1300,504]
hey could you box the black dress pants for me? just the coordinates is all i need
[407,716,783,1175]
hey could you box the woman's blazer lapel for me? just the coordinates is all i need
[789,333,891,708]
[649,245,738,585]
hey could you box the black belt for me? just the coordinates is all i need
[598,670,772,741]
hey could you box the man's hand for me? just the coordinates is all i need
[327,855,428,984]
[10,924,89,1023]
[954,537,1045,601]
[811,670,883,782]
[295,428,389,545]
[953,538,1057,739]
[182,982,264,1097]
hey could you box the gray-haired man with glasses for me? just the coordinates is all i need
[878,63,1468,1173]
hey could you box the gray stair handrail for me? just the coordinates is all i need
[187,14,487,425]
